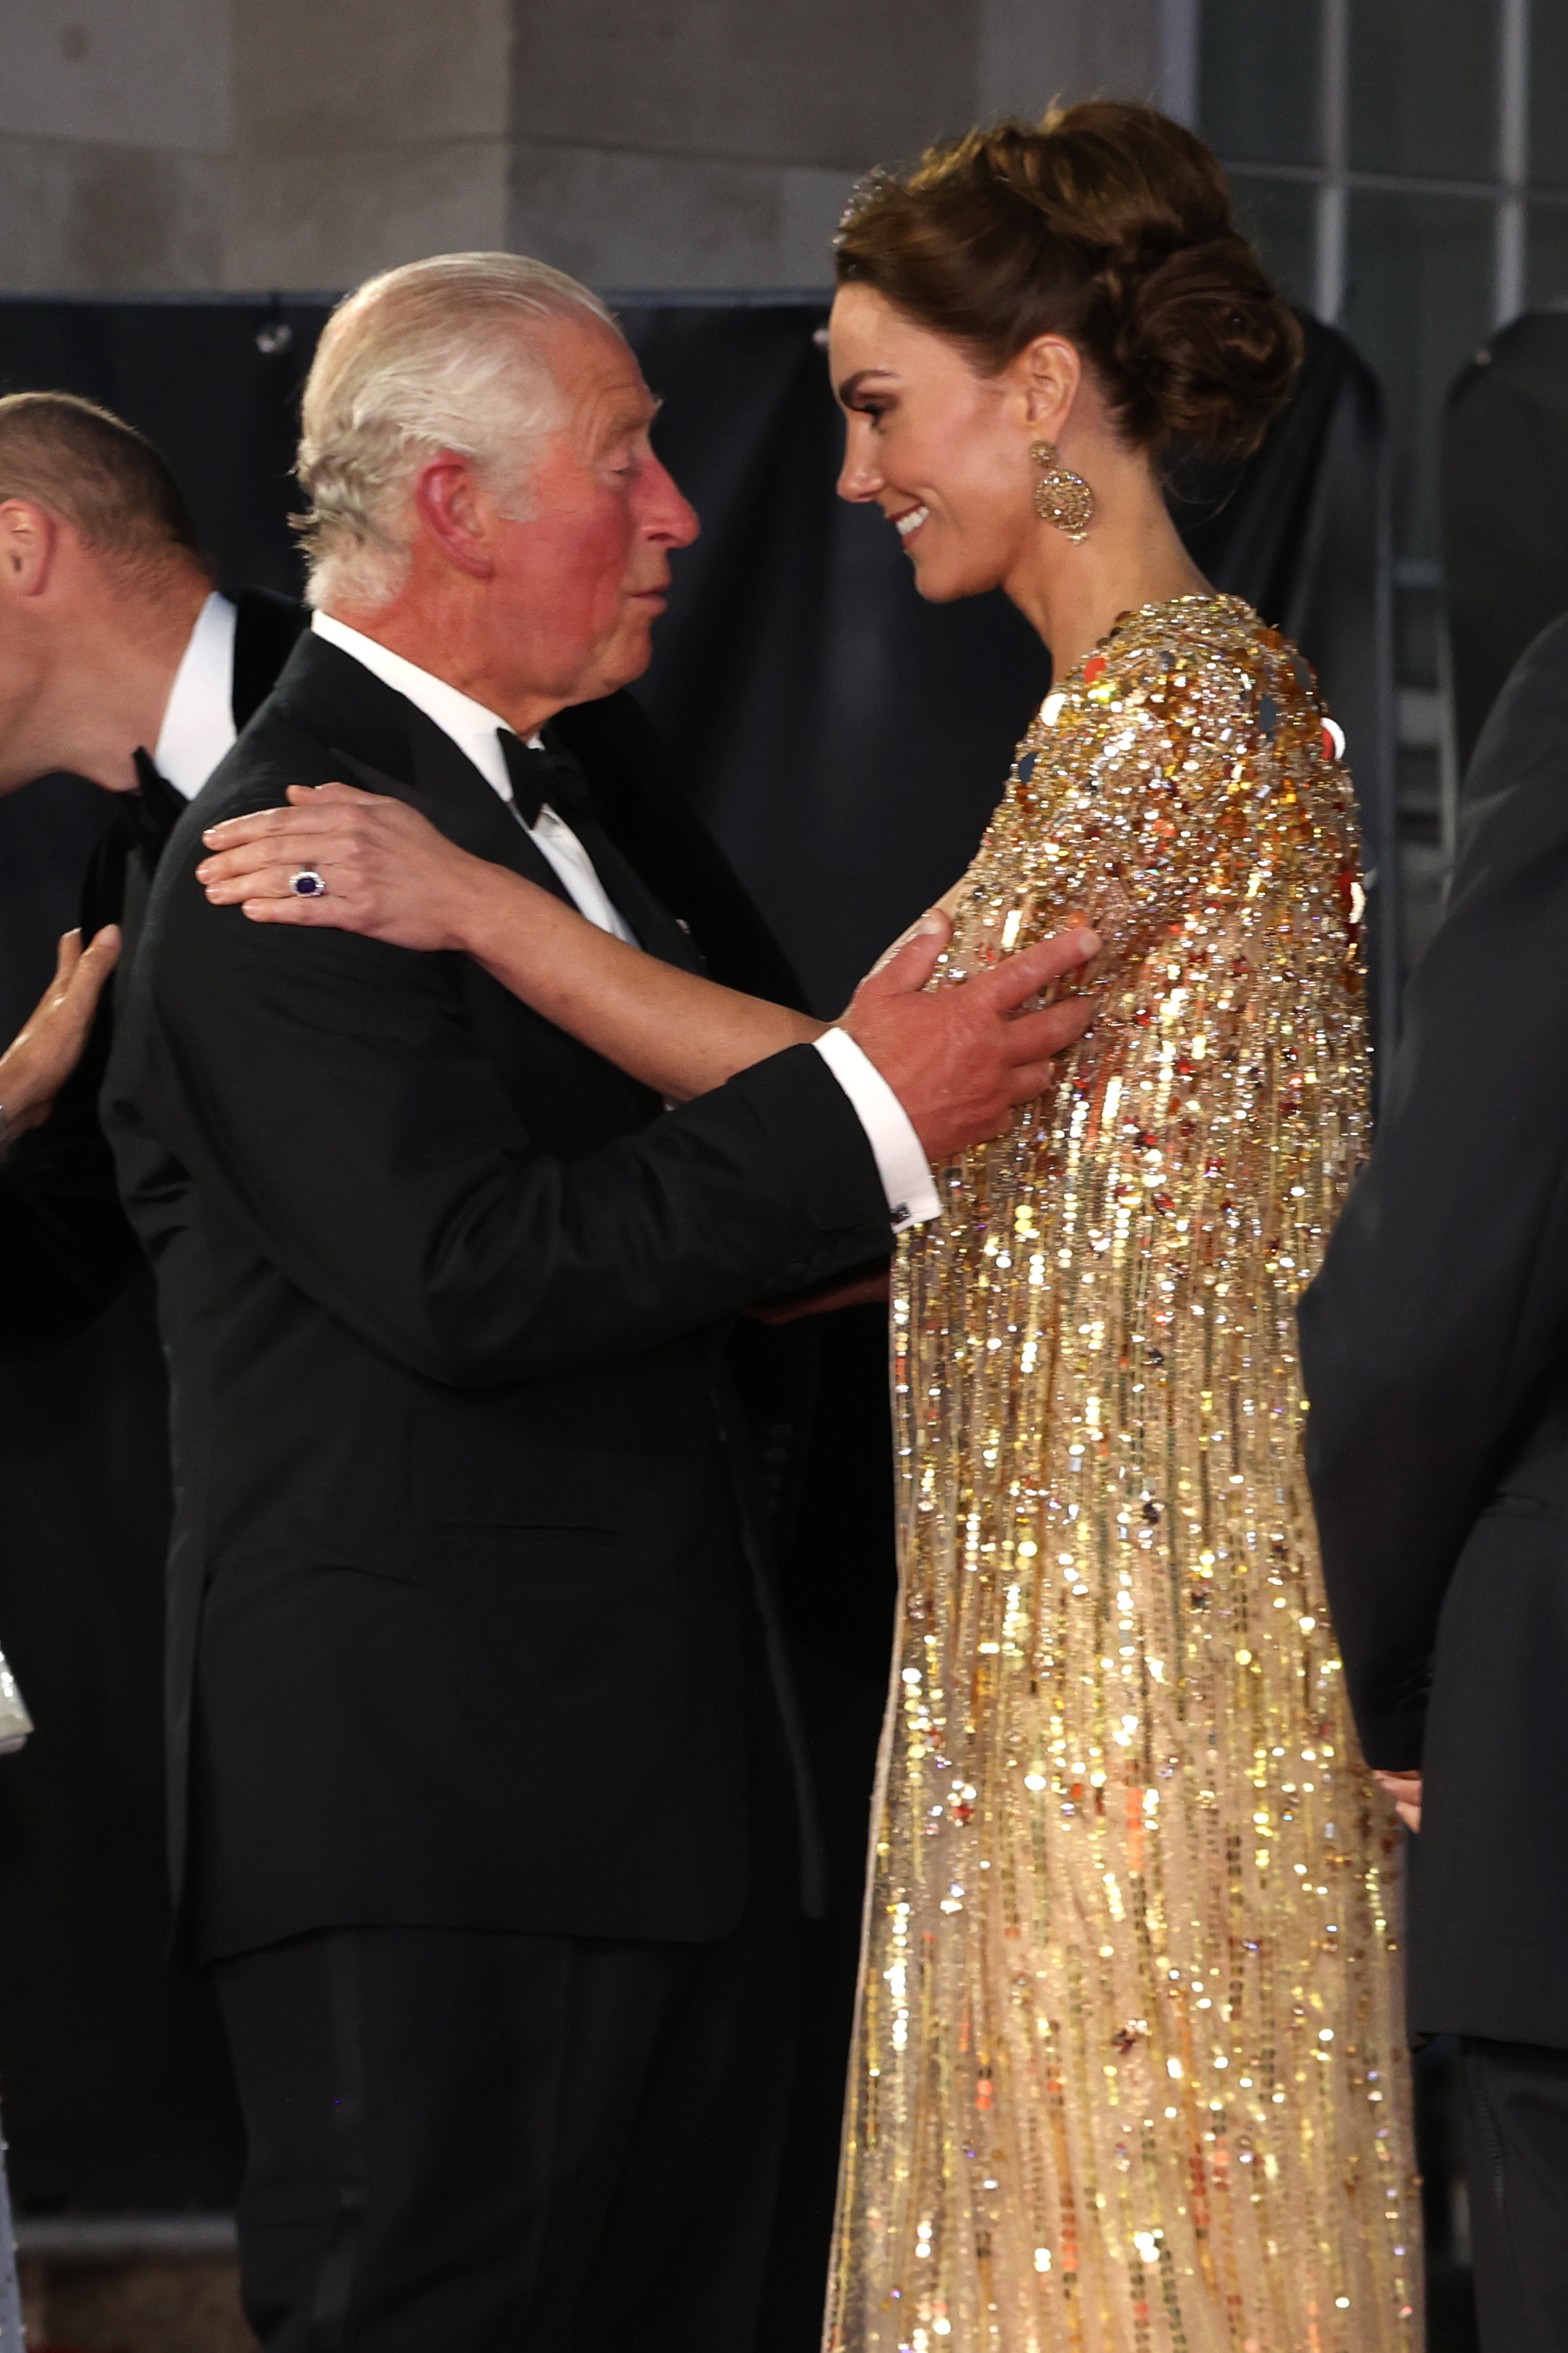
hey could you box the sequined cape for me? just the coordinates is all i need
[827,597,1420,2353]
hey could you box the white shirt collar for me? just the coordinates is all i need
[155,589,238,800]
[310,610,521,802]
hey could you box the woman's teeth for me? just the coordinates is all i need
[895,505,929,538]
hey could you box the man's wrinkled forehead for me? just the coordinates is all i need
[537,314,657,451]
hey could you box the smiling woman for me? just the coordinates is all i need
[816,103,1423,2353]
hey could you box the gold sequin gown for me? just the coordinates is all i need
[826,597,1420,2353]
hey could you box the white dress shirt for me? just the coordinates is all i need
[155,590,238,799]
[310,611,940,1233]
[311,610,635,945]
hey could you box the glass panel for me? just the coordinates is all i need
[1396,578,1443,692]
[1343,191,1495,559]
[1227,173,1318,310]
[1349,0,1499,182]
[1199,0,1321,168]
[1527,204,1568,306]
[1531,1,1568,190]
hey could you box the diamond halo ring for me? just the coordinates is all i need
[289,868,327,899]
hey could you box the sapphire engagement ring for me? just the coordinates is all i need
[289,868,328,899]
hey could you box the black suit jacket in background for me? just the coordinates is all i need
[1299,609,1568,2047]
[104,633,892,1963]
[0,588,307,1354]
[0,600,819,1359]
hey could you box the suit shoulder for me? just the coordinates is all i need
[189,710,342,831]
[1453,611,1568,883]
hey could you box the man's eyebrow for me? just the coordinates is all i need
[600,392,661,436]
[836,367,896,406]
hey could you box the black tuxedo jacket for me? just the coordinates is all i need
[1299,610,1568,2046]
[0,602,818,1360]
[0,589,306,1354]
[104,633,891,1962]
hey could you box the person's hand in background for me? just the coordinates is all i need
[0,926,120,1150]
[1374,1769,1422,1833]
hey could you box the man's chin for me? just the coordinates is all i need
[580,624,659,701]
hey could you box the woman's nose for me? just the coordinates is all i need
[836,422,883,505]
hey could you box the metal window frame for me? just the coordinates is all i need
[1203,0,1545,892]
[1210,0,1542,330]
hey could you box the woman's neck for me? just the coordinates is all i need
[1004,463,1211,683]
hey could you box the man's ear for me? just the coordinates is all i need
[0,498,59,597]
[411,453,496,581]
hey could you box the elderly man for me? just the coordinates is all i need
[103,254,1095,2352]
[0,390,304,1347]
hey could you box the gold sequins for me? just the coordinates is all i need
[827,597,1418,2353]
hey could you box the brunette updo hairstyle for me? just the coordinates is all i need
[834,101,1300,459]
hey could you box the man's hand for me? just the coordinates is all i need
[842,911,1100,1163]
[1374,1769,1422,1834]
[0,926,120,1148]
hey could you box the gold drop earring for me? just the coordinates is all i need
[1031,441,1095,540]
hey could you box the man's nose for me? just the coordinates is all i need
[640,454,700,548]
[837,419,883,505]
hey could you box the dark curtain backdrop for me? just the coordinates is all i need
[1445,309,1568,782]
[0,292,1391,2217]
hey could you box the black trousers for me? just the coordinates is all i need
[214,1799,801,2350]
[1460,2035,1568,2351]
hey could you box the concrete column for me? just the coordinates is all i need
[506,0,982,290]
[0,0,1178,295]
[225,0,511,290]
[977,0,1163,119]
[0,0,230,290]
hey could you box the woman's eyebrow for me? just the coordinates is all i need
[836,368,898,406]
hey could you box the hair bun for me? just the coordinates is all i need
[836,101,1302,460]
[1111,233,1304,454]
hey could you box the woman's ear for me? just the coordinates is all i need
[1010,334,1082,441]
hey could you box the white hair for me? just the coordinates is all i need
[295,252,617,613]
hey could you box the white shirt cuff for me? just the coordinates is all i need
[812,1027,942,1233]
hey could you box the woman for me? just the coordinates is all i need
[200,104,1418,2350]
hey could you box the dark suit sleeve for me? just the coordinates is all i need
[109,861,893,1389]
[0,1015,146,1357]
[1298,613,1568,1767]
[0,814,144,1359]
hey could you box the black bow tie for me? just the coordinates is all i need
[499,730,592,829]
[130,747,190,846]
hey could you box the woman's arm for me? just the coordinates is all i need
[198,784,820,1101]
[198,784,1100,1139]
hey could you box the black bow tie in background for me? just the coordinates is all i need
[499,730,594,829]
[130,747,190,850]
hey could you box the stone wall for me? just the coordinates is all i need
[0,0,1168,295]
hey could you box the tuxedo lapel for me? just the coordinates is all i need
[332,719,582,919]
[531,729,703,977]
[554,805,703,975]
[277,635,701,974]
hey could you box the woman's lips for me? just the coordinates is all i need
[893,503,929,543]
